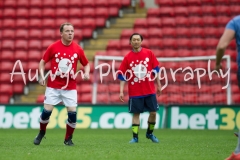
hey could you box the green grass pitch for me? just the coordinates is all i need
[0,129,237,160]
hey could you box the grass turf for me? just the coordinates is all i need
[0,129,237,160]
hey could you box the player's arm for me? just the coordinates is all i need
[39,59,46,86]
[215,29,235,70]
[83,63,90,80]
[154,66,161,96]
[119,80,126,102]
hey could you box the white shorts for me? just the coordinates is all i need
[44,87,77,107]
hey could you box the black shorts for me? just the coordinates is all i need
[128,95,159,113]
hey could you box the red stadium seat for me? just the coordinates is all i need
[134,28,149,39]
[0,84,13,96]
[2,19,15,28]
[2,40,15,51]
[188,6,202,16]
[29,29,42,39]
[0,94,11,104]
[29,0,42,8]
[42,40,55,50]
[148,28,163,38]
[15,40,28,50]
[215,0,229,5]
[147,17,161,28]
[95,7,109,19]
[36,94,45,104]
[141,39,149,48]
[173,0,187,5]
[162,18,176,27]
[205,38,219,48]
[68,8,82,18]
[148,38,162,49]
[217,16,231,26]
[15,29,28,39]
[157,94,168,104]
[162,49,178,57]
[2,29,15,39]
[81,28,94,39]
[28,40,42,50]
[16,19,28,28]
[121,0,131,7]
[1,51,14,61]
[27,61,39,71]
[217,5,231,16]
[42,29,56,40]
[177,38,191,49]
[28,49,43,61]
[175,16,190,27]
[95,0,108,7]
[134,18,148,29]
[202,5,216,16]
[97,84,109,93]
[82,8,95,18]
[74,29,83,40]
[69,0,82,8]
[191,50,206,57]
[13,83,24,94]
[82,0,95,7]
[162,28,176,38]
[147,8,160,17]
[162,38,177,49]
[68,18,82,29]
[108,0,121,8]
[232,94,240,104]
[55,0,68,8]
[176,27,190,38]
[121,29,134,39]
[187,0,201,6]
[178,49,192,57]
[14,50,28,62]
[29,19,42,29]
[56,8,68,18]
[204,27,220,38]
[230,5,240,16]
[3,8,15,18]
[109,7,119,17]
[82,18,96,29]
[203,16,218,27]
[197,94,214,104]
[174,7,189,16]
[16,8,28,18]
[42,18,56,28]
[189,16,204,27]
[80,93,92,103]
[3,0,16,8]
[183,94,198,104]
[42,8,56,18]
[159,7,175,17]
[107,40,121,50]
[155,0,173,6]
[42,0,55,8]
[168,94,183,104]
[226,50,237,62]
[109,93,121,104]
[231,84,240,94]
[201,0,215,5]
[107,50,122,56]
[190,38,206,49]
[120,39,131,50]
[190,27,204,38]
[17,0,29,8]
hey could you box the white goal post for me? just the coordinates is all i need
[92,55,231,105]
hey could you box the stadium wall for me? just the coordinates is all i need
[0,104,239,130]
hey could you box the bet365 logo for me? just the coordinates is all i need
[169,107,240,130]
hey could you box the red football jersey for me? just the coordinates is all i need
[42,40,88,90]
[118,48,159,97]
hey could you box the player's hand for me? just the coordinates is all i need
[157,86,161,97]
[119,92,124,102]
[215,64,222,72]
[83,73,90,80]
[39,78,45,86]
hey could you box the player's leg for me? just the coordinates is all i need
[129,113,140,143]
[128,98,144,143]
[144,95,159,143]
[61,89,77,146]
[225,72,240,159]
[34,87,61,145]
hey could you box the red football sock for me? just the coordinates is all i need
[65,124,75,140]
[40,122,48,131]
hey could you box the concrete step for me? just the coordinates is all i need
[123,13,146,18]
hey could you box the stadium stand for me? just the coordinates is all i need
[1,0,240,105]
